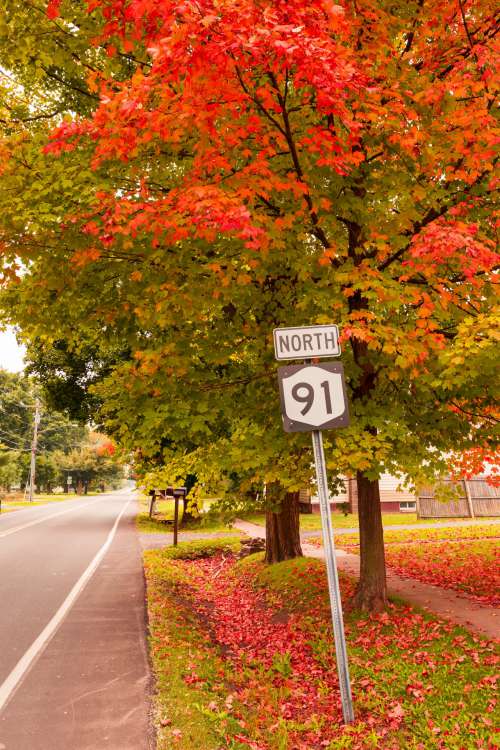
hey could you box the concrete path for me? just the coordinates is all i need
[0,491,153,750]
[233,520,499,640]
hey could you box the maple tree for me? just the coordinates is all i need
[0,0,498,610]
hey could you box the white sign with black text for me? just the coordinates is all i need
[277,362,349,433]
[273,324,340,361]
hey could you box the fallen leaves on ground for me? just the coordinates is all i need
[384,539,499,606]
[145,547,499,749]
[308,523,500,549]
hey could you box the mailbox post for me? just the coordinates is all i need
[148,486,187,546]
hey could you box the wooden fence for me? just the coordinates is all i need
[417,479,500,518]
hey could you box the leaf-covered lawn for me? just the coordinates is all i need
[308,522,500,548]
[144,542,498,750]
[384,539,500,607]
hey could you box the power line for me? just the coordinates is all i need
[0,395,36,409]
[0,426,31,448]
[0,428,23,442]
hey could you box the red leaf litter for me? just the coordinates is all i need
[384,540,500,606]
[167,555,498,749]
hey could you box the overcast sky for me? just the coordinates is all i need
[0,328,26,373]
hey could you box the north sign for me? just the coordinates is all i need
[273,324,340,361]
[277,362,349,432]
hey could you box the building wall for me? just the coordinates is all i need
[345,475,415,513]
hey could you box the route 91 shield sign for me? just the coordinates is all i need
[277,362,349,433]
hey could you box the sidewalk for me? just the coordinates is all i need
[233,520,499,640]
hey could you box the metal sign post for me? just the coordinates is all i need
[311,429,354,724]
[274,325,354,724]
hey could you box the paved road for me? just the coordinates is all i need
[0,491,152,750]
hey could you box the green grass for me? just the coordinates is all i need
[145,539,243,749]
[240,510,499,531]
[136,495,239,535]
[308,522,500,549]
[247,558,499,748]
[144,542,499,750]
[0,493,86,510]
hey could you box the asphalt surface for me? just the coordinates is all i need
[0,491,153,750]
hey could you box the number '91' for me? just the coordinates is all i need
[291,381,333,416]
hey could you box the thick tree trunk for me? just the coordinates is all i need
[180,494,198,526]
[265,488,303,564]
[352,472,387,612]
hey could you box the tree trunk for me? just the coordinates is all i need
[352,472,387,612]
[180,493,198,526]
[265,488,303,564]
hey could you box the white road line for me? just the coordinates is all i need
[0,497,104,539]
[0,497,132,714]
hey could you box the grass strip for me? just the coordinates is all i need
[145,540,499,749]
[307,523,500,548]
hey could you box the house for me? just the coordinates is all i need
[307,474,500,517]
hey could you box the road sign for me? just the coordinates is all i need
[277,363,349,433]
[273,324,340,360]
[276,354,354,724]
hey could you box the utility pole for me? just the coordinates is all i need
[29,399,41,502]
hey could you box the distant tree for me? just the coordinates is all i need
[54,433,124,494]
[0,448,21,493]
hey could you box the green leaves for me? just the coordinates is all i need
[0,0,497,510]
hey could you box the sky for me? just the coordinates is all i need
[0,328,26,373]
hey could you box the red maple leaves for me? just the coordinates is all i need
[147,552,499,749]
[385,539,499,606]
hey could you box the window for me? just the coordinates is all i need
[399,501,416,512]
